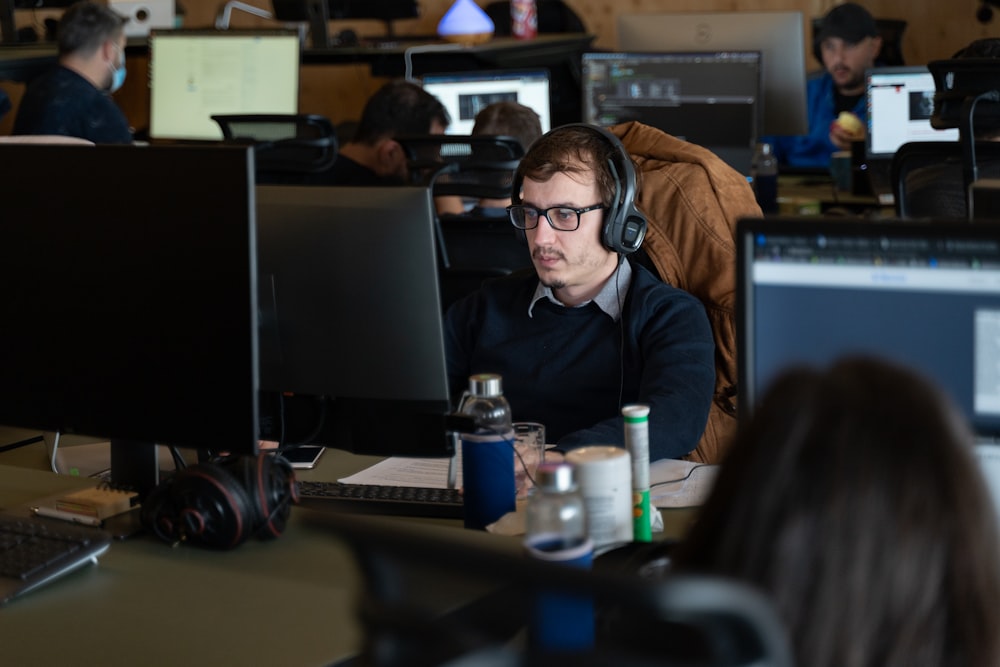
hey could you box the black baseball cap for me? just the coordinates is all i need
[816,3,878,45]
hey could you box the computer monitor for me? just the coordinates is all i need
[737,216,1000,439]
[0,143,259,498]
[865,66,961,160]
[148,29,300,142]
[255,185,454,457]
[271,0,420,44]
[421,69,552,136]
[617,11,808,137]
[581,51,761,175]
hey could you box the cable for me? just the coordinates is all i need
[615,255,626,412]
[650,463,708,489]
[48,431,60,474]
[403,43,464,82]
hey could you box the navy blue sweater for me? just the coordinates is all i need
[444,263,715,460]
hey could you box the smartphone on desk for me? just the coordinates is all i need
[280,445,325,470]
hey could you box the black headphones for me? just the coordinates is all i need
[511,123,647,255]
[141,452,299,550]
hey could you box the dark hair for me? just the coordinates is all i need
[513,124,635,209]
[952,37,1000,59]
[672,356,1000,667]
[472,101,543,153]
[352,80,450,145]
[57,1,126,57]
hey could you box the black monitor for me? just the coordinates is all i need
[0,143,259,498]
[581,51,761,175]
[617,10,808,137]
[271,0,420,45]
[737,216,1000,439]
[255,185,454,457]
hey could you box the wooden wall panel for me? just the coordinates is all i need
[6,1,1000,133]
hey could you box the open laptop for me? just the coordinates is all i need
[864,66,961,203]
[420,69,552,136]
[737,217,1000,513]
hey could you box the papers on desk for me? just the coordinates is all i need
[340,451,719,508]
[340,454,461,488]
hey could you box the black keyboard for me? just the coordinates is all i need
[0,513,112,605]
[297,481,464,520]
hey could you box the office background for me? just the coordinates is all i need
[0,0,995,137]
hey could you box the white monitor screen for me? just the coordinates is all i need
[866,66,961,159]
[149,30,300,141]
[421,69,551,136]
[617,11,807,137]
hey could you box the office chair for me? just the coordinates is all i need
[810,17,908,66]
[310,510,795,667]
[210,113,338,183]
[396,134,529,311]
[484,0,587,36]
[891,140,1000,218]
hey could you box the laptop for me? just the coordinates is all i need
[420,69,552,136]
[864,66,961,203]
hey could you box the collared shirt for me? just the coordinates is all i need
[527,259,633,321]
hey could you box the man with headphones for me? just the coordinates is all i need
[443,124,715,461]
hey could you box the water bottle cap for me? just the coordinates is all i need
[536,462,577,492]
[468,373,503,397]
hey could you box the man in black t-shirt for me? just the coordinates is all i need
[13,2,132,144]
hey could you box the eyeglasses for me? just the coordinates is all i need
[506,204,606,231]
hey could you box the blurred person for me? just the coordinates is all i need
[672,356,1000,667]
[13,1,131,144]
[327,79,450,186]
[764,2,881,168]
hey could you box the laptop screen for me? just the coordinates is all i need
[420,69,551,136]
[865,66,960,160]
[581,51,761,175]
[149,29,300,141]
[737,216,1000,438]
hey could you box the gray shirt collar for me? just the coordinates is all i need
[528,259,632,321]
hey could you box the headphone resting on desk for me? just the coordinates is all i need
[141,452,299,550]
[511,123,648,256]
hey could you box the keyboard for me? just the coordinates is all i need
[0,513,112,605]
[297,481,464,520]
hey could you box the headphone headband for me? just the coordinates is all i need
[512,123,646,255]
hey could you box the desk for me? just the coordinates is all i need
[778,174,892,216]
[0,441,695,665]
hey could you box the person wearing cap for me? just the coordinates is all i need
[764,2,882,168]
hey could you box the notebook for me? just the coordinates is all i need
[864,66,961,201]
[420,69,552,136]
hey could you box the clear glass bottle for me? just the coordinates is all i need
[459,373,515,530]
[524,461,594,652]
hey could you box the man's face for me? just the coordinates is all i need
[522,169,618,305]
[821,36,881,95]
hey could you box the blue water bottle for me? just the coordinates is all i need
[460,373,515,530]
[524,461,595,652]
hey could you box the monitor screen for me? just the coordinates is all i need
[581,51,761,175]
[865,66,961,160]
[421,69,552,136]
[271,0,419,21]
[255,185,454,457]
[0,143,259,497]
[617,11,808,137]
[149,29,300,141]
[737,216,1000,438]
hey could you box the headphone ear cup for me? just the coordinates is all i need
[229,453,298,540]
[141,462,256,550]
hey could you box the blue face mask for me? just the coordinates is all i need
[109,49,126,93]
